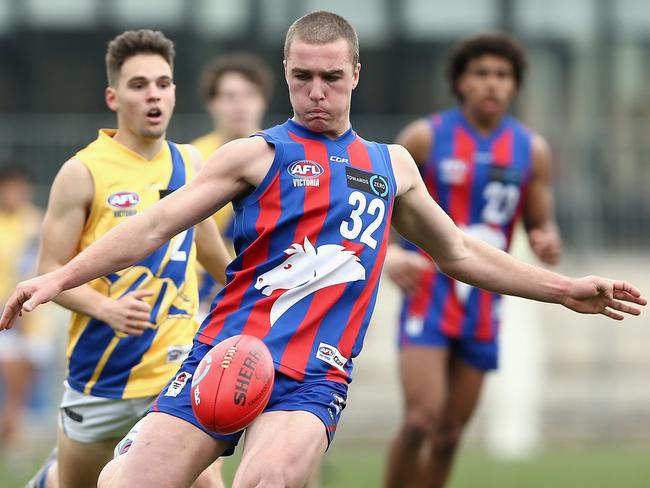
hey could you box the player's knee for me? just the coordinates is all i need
[432,424,463,459]
[237,461,306,488]
[402,422,427,449]
[97,457,121,488]
[402,408,440,447]
[237,465,285,488]
[192,460,225,488]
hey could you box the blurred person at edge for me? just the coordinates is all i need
[0,166,54,460]
[384,33,562,488]
[23,30,230,488]
[192,53,273,314]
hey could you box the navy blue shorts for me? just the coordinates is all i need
[399,314,498,371]
[150,341,348,456]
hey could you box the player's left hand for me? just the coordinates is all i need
[528,228,561,265]
[0,273,63,331]
[562,276,646,320]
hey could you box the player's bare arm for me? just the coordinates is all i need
[524,133,562,265]
[389,144,646,319]
[185,143,231,285]
[37,157,153,336]
[385,118,436,295]
[0,137,274,330]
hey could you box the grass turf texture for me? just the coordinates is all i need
[2,443,649,487]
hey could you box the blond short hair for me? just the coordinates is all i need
[284,11,359,66]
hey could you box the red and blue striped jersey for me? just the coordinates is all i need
[402,108,534,342]
[197,119,396,383]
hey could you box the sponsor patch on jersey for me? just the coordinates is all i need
[489,166,523,184]
[345,167,389,200]
[164,371,192,397]
[289,160,324,187]
[329,155,349,164]
[439,158,468,185]
[316,342,348,372]
[475,152,492,164]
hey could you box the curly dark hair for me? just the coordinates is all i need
[447,33,527,101]
[199,52,274,103]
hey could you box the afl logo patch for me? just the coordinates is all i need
[107,192,140,209]
[288,160,324,179]
[318,345,334,357]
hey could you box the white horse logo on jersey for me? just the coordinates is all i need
[254,237,366,326]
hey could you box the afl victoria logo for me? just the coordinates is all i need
[288,160,324,179]
[107,191,140,209]
[318,345,334,357]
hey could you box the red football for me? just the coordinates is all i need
[191,335,274,434]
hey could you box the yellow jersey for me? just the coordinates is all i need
[190,131,233,232]
[191,131,236,304]
[67,129,199,399]
[0,203,45,337]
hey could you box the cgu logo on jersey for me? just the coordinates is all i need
[329,155,349,164]
[107,191,140,208]
[288,160,324,187]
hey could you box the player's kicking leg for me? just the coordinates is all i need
[101,417,226,488]
[99,412,230,487]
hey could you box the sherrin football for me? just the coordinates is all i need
[191,335,275,434]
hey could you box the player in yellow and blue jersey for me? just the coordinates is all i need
[192,53,273,310]
[0,166,55,460]
[25,30,229,488]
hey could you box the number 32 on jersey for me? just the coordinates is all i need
[339,191,386,249]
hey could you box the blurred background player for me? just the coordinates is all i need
[384,33,562,488]
[0,166,54,462]
[191,53,274,312]
[26,30,229,488]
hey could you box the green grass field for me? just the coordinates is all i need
[5,443,648,487]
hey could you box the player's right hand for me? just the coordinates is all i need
[562,276,646,320]
[0,273,63,331]
[99,290,154,336]
[385,245,435,296]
